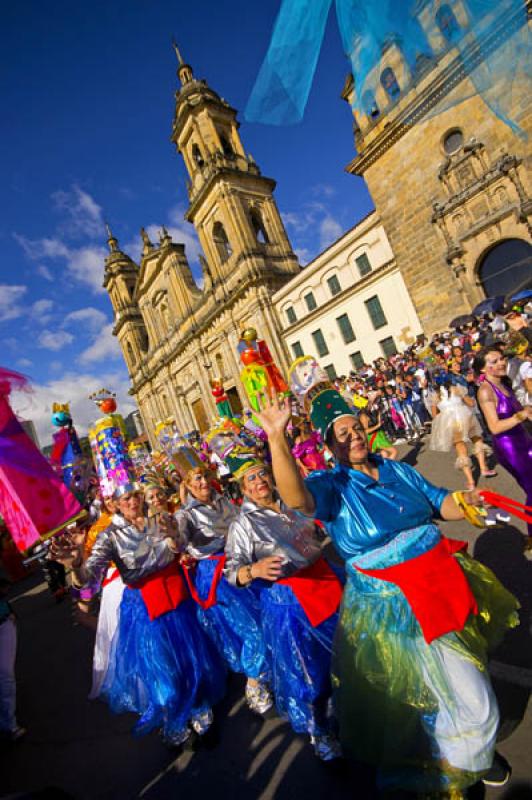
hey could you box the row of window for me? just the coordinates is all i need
[294,336,397,380]
[285,252,372,325]
[290,295,393,364]
[362,4,461,120]
[289,294,388,358]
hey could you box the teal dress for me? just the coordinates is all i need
[306,456,518,793]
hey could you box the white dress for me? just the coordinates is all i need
[89,567,125,699]
[429,386,482,452]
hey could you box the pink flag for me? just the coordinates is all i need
[0,380,83,553]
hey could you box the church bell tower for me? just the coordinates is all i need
[170,44,299,297]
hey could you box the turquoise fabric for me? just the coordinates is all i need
[245,0,529,136]
[305,455,448,560]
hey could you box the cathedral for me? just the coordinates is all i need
[343,0,531,334]
[104,50,299,442]
[105,3,531,444]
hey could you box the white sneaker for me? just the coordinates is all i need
[245,680,274,715]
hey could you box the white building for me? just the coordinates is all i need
[272,212,423,379]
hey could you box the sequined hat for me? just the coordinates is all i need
[309,388,357,441]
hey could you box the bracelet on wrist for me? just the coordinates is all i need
[515,410,526,423]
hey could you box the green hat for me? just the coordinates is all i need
[224,448,264,481]
[309,388,357,440]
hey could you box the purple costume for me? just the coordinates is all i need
[486,380,532,536]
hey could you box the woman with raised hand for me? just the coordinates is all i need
[255,389,518,795]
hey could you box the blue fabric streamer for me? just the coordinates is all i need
[245,0,529,136]
[194,558,269,680]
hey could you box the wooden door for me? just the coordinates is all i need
[191,397,209,433]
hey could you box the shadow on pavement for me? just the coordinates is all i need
[473,525,532,742]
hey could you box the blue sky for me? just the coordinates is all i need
[1,0,373,445]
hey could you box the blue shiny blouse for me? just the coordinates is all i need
[305,456,448,561]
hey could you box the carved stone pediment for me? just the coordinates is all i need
[432,141,532,261]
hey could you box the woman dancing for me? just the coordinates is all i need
[176,465,272,715]
[255,389,518,794]
[475,344,532,551]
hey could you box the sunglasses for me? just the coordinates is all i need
[246,469,269,483]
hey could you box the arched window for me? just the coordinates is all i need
[362,90,380,119]
[250,208,269,244]
[191,143,204,168]
[126,341,136,368]
[478,239,532,297]
[213,221,232,263]
[436,4,460,42]
[139,327,149,353]
[219,132,233,158]
[380,67,400,100]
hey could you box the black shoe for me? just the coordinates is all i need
[482,751,511,787]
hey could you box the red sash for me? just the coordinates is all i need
[130,560,189,621]
[102,567,120,588]
[278,556,343,627]
[355,538,478,644]
[182,555,226,610]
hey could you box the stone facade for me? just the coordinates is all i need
[272,212,423,376]
[344,1,531,335]
[104,55,299,443]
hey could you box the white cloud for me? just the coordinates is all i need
[319,215,343,249]
[64,306,108,332]
[10,368,135,448]
[51,185,104,240]
[16,358,33,368]
[14,234,107,294]
[66,245,107,293]
[14,234,70,261]
[36,264,54,281]
[281,201,345,261]
[79,322,121,364]
[38,330,74,351]
[31,298,54,325]
[0,284,27,322]
[294,247,312,265]
[310,183,336,199]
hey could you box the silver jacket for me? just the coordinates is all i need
[176,495,239,559]
[225,498,322,586]
[80,513,178,586]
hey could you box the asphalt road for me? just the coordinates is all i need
[1,442,531,800]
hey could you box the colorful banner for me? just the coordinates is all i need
[0,395,83,553]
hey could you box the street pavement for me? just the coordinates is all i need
[1,441,531,800]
